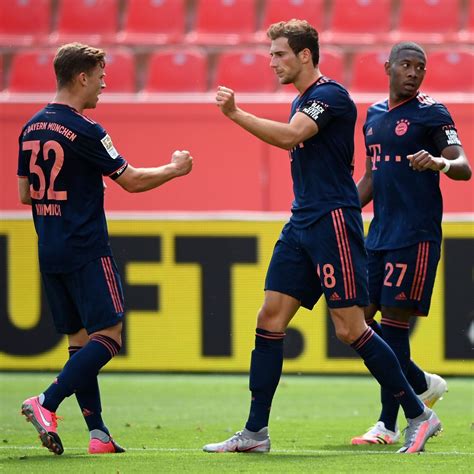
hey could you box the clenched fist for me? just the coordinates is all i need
[171,150,193,176]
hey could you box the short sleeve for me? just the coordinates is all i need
[299,83,351,132]
[426,104,462,153]
[79,123,128,179]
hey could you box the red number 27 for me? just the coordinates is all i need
[23,140,67,201]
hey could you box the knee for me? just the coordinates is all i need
[91,322,123,347]
[256,304,282,331]
[334,326,357,345]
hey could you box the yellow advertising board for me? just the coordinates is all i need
[0,219,472,375]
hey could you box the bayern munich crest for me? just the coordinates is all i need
[395,119,410,136]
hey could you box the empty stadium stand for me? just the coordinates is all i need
[186,0,257,45]
[116,0,185,46]
[390,0,460,44]
[350,50,391,93]
[101,48,136,92]
[423,49,474,92]
[212,49,277,92]
[143,48,208,92]
[323,0,392,45]
[49,0,119,45]
[254,0,325,43]
[0,0,471,94]
[0,0,50,47]
[7,50,56,92]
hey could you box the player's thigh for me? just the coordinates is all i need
[265,223,323,311]
[73,256,125,334]
[41,272,83,334]
[379,242,440,316]
[304,208,369,309]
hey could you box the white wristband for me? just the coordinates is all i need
[440,159,451,174]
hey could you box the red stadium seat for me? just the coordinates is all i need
[0,0,50,46]
[0,55,3,91]
[103,49,135,93]
[391,0,460,43]
[8,50,56,93]
[186,0,256,45]
[422,49,474,93]
[212,49,277,92]
[350,50,390,93]
[50,0,118,45]
[255,0,325,42]
[324,0,392,45]
[117,0,185,45]
[144,49,208,92]
[319,48,345,84]
[457,1,474,42]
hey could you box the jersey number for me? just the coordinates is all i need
[319,263,336,288]
[23,140,67,200]
[383,262,407,287]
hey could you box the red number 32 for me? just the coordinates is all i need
[23,140,67,201]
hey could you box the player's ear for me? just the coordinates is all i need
[77,71,88,86]
[384,61,390,76]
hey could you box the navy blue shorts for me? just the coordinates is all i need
[368,241,440,316]
[265,208,369,309]
[41,256,125,334]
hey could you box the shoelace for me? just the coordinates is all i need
[50,412,63,429]
[401,420,419,447]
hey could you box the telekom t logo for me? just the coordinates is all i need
[368,144,381,171]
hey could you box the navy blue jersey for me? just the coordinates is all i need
[364,92,462,250]
[17,103,128,273]
[289,77,360,228]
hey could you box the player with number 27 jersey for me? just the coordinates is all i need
[363,92,463,315]
[17,103,128,273]
[364,92,461,251]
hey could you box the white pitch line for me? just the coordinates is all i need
[0,446,472,456]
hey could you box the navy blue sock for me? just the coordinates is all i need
[406,361,428,394]
[245,328,285,432]
[370,319,428,393]
[351,327,424,420]
[367,318,383,337]
[42,335,120,413]
[68,346,109,435]
[378,319,411,431]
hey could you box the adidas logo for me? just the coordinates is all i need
[329,292,341,301]
[395,292,407,301]
[367,127,373,136]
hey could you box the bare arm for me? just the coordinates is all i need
[115,150,193,193]
[408,145,472,181]
[18,177,32,205]
[216,86,318,150]
[356,156,373,208]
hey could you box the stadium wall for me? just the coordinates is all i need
[1,99,473,213]
[0,99,472,375]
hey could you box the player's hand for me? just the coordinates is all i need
[407,150,444,172]
[171,150,193,176]
[216,86,238,117]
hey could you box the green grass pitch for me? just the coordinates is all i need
[0,373,472,473]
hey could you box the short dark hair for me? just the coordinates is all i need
[267,19,319,66]
[389,42,426,64]
[54,43,106,88]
